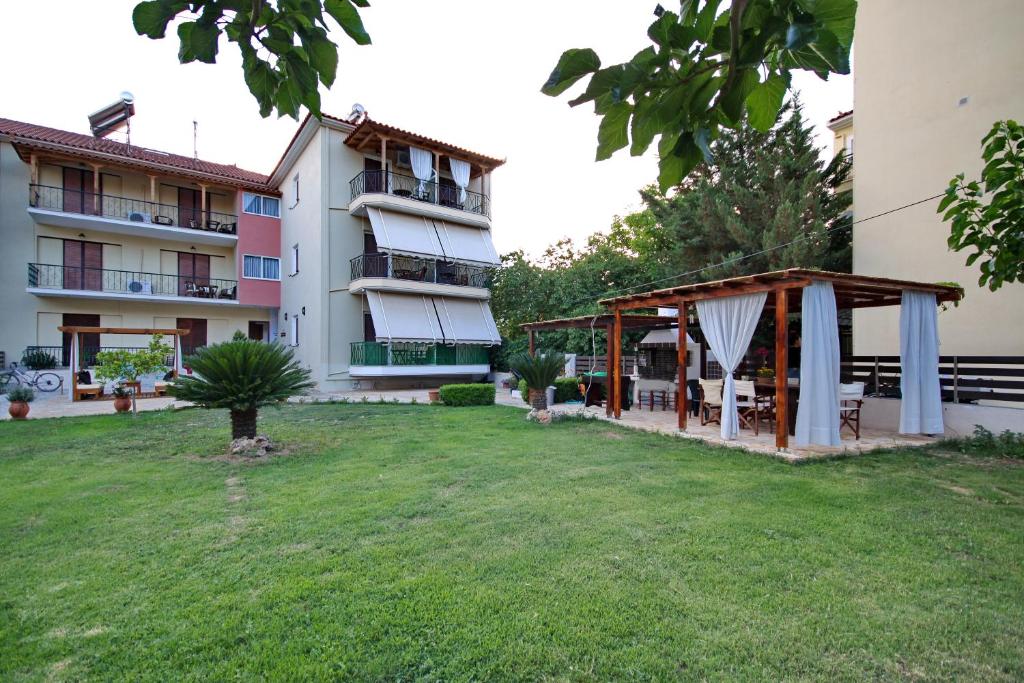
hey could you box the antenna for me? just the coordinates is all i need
[193,120,198,160]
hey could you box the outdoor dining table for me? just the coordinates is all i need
[580,372,632,410]
[754,378,799,436]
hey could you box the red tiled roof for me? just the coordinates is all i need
[0,117,272,191]
[343,116,506,170]
[828,109,853,124]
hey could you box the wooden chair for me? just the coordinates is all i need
[734,380,762,435]
[637,379,673,411]
[839,382,865,439]
[699,378,723,425]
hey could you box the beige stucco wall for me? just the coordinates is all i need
[852,0,1024,356]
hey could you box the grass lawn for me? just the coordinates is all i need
[1,403,1023,681]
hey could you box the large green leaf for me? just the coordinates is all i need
[306,33,339,86]
[132,0,184,38]
[324,0,371,45]
[797,0,857,47]
[596,102,632,161]
[542,48,601,96]
[718,68,760,124]
[746,73,789,132]
[177,21,219,64]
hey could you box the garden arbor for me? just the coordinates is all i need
[598,269,963,450]
[57,326,190,401]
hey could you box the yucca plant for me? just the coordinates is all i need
[170,338,314,440]
[509,352,565,410]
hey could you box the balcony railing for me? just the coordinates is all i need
[29,184,238,234]
[22,345,177,368]
[349,170,490,218]
[27,263,238,300]
[350,253,489,288]
[350,341,490,367]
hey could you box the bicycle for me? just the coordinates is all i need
[0,362,64,393]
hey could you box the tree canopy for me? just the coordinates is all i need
[542,0,856,190]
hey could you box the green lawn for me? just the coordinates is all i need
[1,404,1023,681]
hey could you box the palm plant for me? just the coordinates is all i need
[170,338,314,440]
[509,352,566,410]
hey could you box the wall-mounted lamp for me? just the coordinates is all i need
[301,307,306,315]
[78,233,86,238]
[284,312,288,320]
[190,246,196,251]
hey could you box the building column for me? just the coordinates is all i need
[775,288,789,450]
[613,309,622,419]
[678,300,688,430]
[90,163,102,214]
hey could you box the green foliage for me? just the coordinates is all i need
[517,379,529,404]
[6,386,34,403]
[553,377,582,403]
[169,339,314,412]
[542,0,856,190]
[94,335,173,383]
[21,349,57,370]
[938,120,1024,291]
[132,0,371,119]
[944,426,1024,460]
[509,353,566,392]
[438,383,496,407]
[112,386,132,399]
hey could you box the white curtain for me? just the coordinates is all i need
[899,290,944,434]
[449,158,471,204]
[409,146,434,195]
[68,331,78,400]
[795,281,841,446]
[174,335,187,377]
[696,292,767,439]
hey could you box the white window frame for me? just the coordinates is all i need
[242,254,281,281]
[290,315,299,346]
[291,173,299,208]
[242,192,281,218]
[291,244,299,276]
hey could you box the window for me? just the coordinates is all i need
[844,135,854,159]
[290,315,299,346]
[243,255,281,280]
[242,192,281,217]
[291,173,299,208]
[291,244,299,275]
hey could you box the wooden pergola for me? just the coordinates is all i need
[593,269,963,449]
[520,314,677,416]
[57,326,190,401]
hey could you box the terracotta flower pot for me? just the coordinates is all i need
[8,401,30,420]
[528,388,548,411]
[113,397,132,413]
[428,389,441,403]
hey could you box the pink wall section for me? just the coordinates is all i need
[235,193,281,308]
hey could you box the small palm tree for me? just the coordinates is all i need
[170,338,315,440]
[509,352,566,410]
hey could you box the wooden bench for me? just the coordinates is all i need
[75,383,104,400]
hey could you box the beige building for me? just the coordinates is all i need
[826,110,853,195]
[850,0,1024,356]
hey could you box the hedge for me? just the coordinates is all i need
[554,377,582,403]
[439,383,496,407]
[518,379,530,404]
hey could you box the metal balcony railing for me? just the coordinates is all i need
[350,253,490,288]
[21,345,177,368]
[350,341,490,367]
[27,263,238,300]
[29,184,238,234]
[348,170,490,218]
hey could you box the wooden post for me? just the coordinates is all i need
[528,329,535,356]
[605,323,614,417]
[678,300,688,430]
[433,154,440,203]
[91,164,102,214]
[774,288,789,449]
[29,153,39,186]
[613,309,623,419]
[149,175,158,204]
[199,183,208,226]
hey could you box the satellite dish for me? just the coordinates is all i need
[120,91,135,104]
[348,103,367,123]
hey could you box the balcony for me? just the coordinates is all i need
[349,341,490,377]
[348,170,490,227]
[349,253,490,297]
[27,263,239,305]
[28,184,239,246]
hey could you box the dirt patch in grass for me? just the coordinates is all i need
[943,484,974,496]
[601,431,626,440]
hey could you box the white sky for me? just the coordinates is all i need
[1,0,851,257]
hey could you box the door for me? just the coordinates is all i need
[247,321,267,341]
[63,239,103,291]
[363,311,376,342]
[439,176,458,208]
[177,252,211,296]
[177,188,208,228]
[177,318,208,356]
[62,168,98,215]
[62,313,100,368]
[362,232,388,277]
[364,158,383,193]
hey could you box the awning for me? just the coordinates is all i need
[639,328,696,346]
[366,292,501,344]
[365,291,445,342]
[435,297,502,344]
[366,207,499,265]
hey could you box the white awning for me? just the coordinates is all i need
[639,328,696,346]
[435,297,501,344]
[365,292,500,344]
[366,207,445,258]
[366,291,445,342]
[435,221,500,265]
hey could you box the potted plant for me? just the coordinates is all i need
[7,386,34,419]
[756,366,775,381]
[94,335,174,413]
[509,352,566,411]
[112,386,132,413]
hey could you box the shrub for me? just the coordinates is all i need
[518,379,529,404]
[7,386,35,403]
[554,377,581,403]
[946,425,1024,460]
[21,349,57,370]
[439,383,495,407]
[509,352,566,392]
